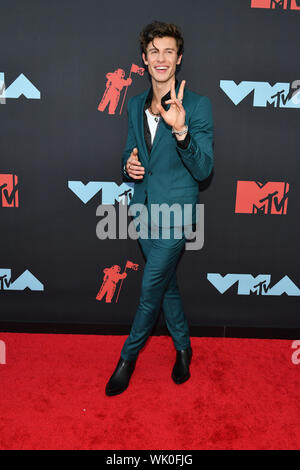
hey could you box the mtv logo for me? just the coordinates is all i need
[0,73,40,102]
[0,269,44,291]
[207,273,300,296]
[235,181,289,215]
[251,0,300,9]
[220,80,300,108]
[0,174,19,208]
[0,73,5,104]
[68,181,134,205]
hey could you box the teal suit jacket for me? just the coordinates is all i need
[122,82,214,227]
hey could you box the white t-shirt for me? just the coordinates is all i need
[145,108,160,144]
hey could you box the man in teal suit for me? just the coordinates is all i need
[105,21,214,396]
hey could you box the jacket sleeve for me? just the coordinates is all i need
[121,98,137,182]
[176,96,214,182]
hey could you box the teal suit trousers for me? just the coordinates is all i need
[121,200,191,361]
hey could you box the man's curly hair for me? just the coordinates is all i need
[139,21,184,57]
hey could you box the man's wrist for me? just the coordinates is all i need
[172,124,188,140]
[175,132,187,141]
[176,131,191,149]
[173,125,186,132]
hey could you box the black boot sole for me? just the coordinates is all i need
[105,359,136,396]
[171,371,191,384]
[105,385,129,396]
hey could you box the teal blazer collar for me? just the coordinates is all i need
[138,79,181,158]
[144,78,179,111]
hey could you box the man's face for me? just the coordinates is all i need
[142,36,182,84]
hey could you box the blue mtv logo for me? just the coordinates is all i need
[207,273,300,296]
[68,181,134,205]
[220,80,300,108]
[0,269,44,291]
[0,73,40,103]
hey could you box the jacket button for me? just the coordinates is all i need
[148,171,153,175]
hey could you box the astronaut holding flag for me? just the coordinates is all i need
[98,64,144,115]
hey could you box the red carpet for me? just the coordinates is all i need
[0,332,299,450]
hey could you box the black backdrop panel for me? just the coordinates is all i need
[1,0,300,329]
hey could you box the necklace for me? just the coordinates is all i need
[149,105,160,117]
[149,106,160,122]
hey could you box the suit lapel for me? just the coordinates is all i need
[137,89,151,162]
[150,117,170,156]
[137,81,181,163]
[149,81,181,159]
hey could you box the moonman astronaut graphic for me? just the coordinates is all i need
[96,264,127,303]
[98,69,132,115]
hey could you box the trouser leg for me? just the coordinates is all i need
[161,272,191,351]
[120,231,188,361]
[133,234,191,350]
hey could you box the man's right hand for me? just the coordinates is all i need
[126,148,145,180]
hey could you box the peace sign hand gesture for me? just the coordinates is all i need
[156,79,186,132]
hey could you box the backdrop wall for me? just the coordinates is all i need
[1,0,300,334]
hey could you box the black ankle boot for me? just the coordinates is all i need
[105,356,136,396]
[171,346,192,384]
